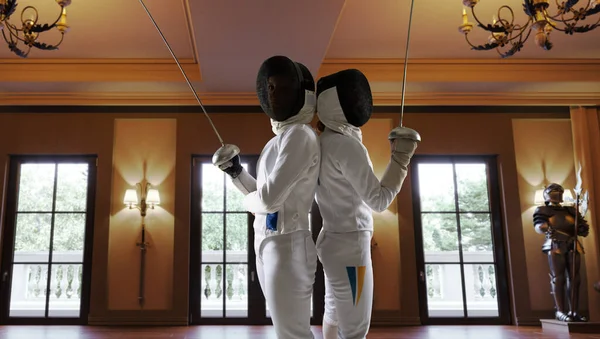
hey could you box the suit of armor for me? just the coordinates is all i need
[533,183,589,322]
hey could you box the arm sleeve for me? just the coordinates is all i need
[230,168,256,195]
[338,142,397,213]
[243,128,318,214]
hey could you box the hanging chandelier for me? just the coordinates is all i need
[458,0,600,58]
[0,0,70,58]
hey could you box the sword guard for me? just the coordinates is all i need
[212,144,241,167]
[388,126,421,142]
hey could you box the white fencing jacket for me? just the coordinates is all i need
[315,87,398,233]
[231,98,320,243]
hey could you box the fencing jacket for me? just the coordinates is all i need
[316,92,398,233]
[234,123,320,243]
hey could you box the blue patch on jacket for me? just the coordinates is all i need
[266,212,278,231]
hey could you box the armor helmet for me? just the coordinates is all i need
[543,183,564,205]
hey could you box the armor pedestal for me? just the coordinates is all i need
[541,319,600,334]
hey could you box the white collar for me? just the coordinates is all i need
[270,90,316,136]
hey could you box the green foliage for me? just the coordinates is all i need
[420,164,493,252]
[200,163,248,252]
[14,164,88,253]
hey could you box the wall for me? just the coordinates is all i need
[108,119,177,310]
[570,108,600,321]
[0,110,575,326]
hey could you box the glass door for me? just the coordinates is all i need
[0,156,97,325]
[411,155,510,325]
[189,156,264,324]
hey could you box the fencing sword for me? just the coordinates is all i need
[570,163,585,318]
[137,0,240,164]
[388,0,421,142]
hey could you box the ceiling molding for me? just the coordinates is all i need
[0,59,200,82]
[182,0,200,64]
[2,58,599,84]
[318,58,600,83]
[0,58,198,64]
[2,91,597,106]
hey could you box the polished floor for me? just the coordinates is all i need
[0,325,598,339]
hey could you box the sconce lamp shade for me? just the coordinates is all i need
[146,189,161,206]
[563,189,574,205]
[124,189,138,206]
[533,189,545,205]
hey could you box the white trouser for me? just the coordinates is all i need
[316,230,374,339]
[256,230,317,339]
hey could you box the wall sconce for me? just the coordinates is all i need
[123,181,160,217]
[123,180,160,308]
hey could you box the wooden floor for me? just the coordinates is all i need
[0,325,598,339]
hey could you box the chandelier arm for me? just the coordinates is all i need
[35,5,64,33]
[490,20,532,47]
[40,32,65,48]
[503,23,533,43]
[517,26,534,44]
[6,22,28,44]
[5,20,25,34]
[580,15,600,30]
[22,5,63,34]
[20,6,39,28]
[464,34,488,49]
[555,10,600,32]
[497,5,516,27]
[470,6,504,33]
[511,21,533,36]
[1,28,11,45]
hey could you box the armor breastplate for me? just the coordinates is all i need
[534,205,585,254]
[548,211,576,236]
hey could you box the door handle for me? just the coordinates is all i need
[2,271,7,283]
[419,271,425,282]
[251,271,255,282]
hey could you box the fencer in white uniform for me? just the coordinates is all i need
[213,55,320,339]
[314,69,420,339]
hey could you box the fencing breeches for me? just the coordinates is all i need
[256,230,317,339]
[316,230,374,339]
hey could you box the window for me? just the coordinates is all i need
[1,156,96,324]
[199,162,250,318]
[411,155,510,325]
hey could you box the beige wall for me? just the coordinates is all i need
[1,110,590,326]
[108,119,177,310]
[512,119,588,316]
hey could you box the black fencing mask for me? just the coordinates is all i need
[256,55,315,122]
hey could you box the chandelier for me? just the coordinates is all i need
[458,0,600,58]
[0,0,70,58]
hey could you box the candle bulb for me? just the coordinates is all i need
[462,8,468,25]
[493,15,497,25]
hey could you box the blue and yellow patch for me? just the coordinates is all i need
[346,266,366,306]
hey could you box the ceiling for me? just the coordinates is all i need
[1,0,599,106]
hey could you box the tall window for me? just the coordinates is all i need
[199,162,250,318]
[411,155,510,325]
[1,156,96,324]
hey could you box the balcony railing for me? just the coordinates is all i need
[9,250,499,318]
[200,250,248,317]
[424,251,499,317]
[10,252,83,317]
